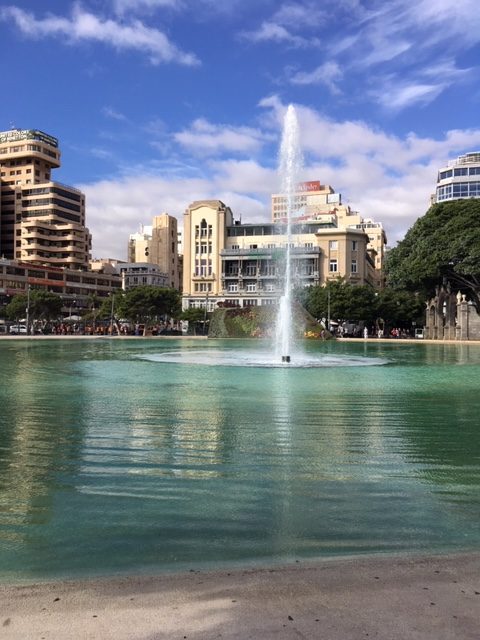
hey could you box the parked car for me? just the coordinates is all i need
[9,324,27,335]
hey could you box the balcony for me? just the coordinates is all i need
[192,272,215,280]
[221,246,321,258]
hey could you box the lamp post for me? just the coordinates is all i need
[110,293,115,336]
[203,292,209,336]
[25,285,31,336]
[327,289,331,332]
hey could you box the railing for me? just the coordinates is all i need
[221,246,321,256]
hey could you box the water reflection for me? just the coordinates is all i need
[1,339,480,581]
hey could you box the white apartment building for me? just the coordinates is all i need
[434,152,480,203]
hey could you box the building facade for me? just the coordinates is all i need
[434,152,480,203]
[182,199,378,310]
[0,128,91,270]
[128,213,180,289]
[0,257,121,315]
[272,181,386,284]
[118,262,169,290]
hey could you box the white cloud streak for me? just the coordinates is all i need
[112,0,182,15]
[173,119,273,155]
[241,1,322,47]
[0,4,199,66]
[288,61,343,94]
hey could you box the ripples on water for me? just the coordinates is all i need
[0,338,480,581]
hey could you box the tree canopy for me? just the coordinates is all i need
[295,280,378,326]
[295,279,424,330]
[5,289,63,324]
[386,199,480,309]
[117,286,181,323]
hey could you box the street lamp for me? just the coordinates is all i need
[25,285,31,336]
[110,293,115,336]
[327,289,331,332]
[204,292,209,336]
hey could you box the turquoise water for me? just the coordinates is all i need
[0,338,480,582]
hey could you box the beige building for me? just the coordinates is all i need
[0,257,121,314]
[182,199,378,310]
[272,181,386,285]
[128,213,180,289]
[0,129,91,269]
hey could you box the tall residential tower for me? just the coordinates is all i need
[0,129,91,269]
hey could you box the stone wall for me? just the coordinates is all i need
[425,286,480,340]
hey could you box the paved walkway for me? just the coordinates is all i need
[1,553,479,639]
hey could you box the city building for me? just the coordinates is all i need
[434,152,480,203]
[0,257,121,314]
[182,199,378,310]
[118,262,169,290]
[128,213,180,289]
[272,181,386,282]
[0,128,91,269]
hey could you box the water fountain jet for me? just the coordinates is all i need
[275,105,303,364]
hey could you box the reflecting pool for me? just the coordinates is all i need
[1,338,480,582]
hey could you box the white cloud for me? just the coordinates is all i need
[112,0,182,15]
[102,106,128,121]
[241,21,316,47]
[288,61,343,94]
[79,98,480,259]
[0,4,199,66]
[272,2,325,27]
[173,118,272,155]
[240,1,322,47]
[377,82,445,111]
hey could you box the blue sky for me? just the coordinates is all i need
[2,0,480,259]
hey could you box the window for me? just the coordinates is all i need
[304,242,313,248]
[246,283,256,292]
[329,259,338,272]
[228,283,238,292]
[329,240,338,250]
[352,240,358,251]
[351,260,358,273]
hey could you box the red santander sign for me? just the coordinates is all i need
[296,181,321,192]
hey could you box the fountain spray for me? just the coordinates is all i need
[276,105,303,363]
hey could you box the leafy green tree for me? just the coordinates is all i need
[297,280,377,325]
[179,308,206,323]
[96,291,124,320]
[179,307,208,335]
[386,200,480,310]
[375,288,425,330]
[5,289,63,324]
[121,286,181,324]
